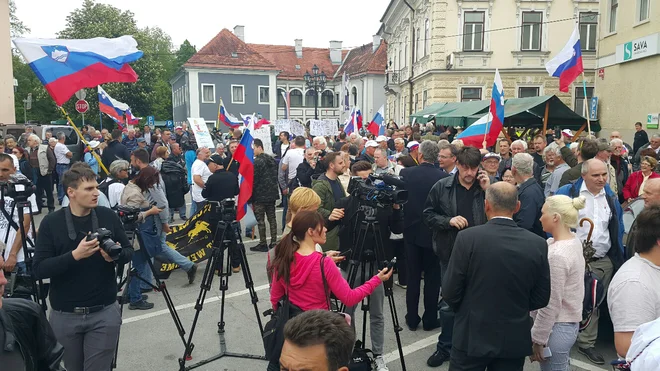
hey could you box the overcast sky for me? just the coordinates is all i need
[14,0,389,50]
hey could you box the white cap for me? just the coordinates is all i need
[88,140,100,149]
[376,135,388,142]
[365,140,379,148]
[406,141,420,149]
[562,129,574,137]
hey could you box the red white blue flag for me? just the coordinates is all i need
[98,85,128,125]
[368,105,385,136]
[545,26,584,93]
[343,107,362,135]
[125,109,141,125]
[457,69,504,148]
[233,116,255,221]
[12,36,142,106]
[217,98,242,128]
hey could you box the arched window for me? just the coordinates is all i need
[425,19,431,57]
[289,89,303,107]
[277,88,286,107]
[404,37,408,66]
[416,28,421,61]
[305,89,317,108]
[321,90,334,108]
[351,87,358,106]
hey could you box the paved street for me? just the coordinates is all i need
[31,198,617,371]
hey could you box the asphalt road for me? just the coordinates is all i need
[30,197,617,371]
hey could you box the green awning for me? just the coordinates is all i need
[409,102,447,124]
[431,100,490,128]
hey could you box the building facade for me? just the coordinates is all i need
[595,0,659,139]
[171,26,387,129]
[380,0,599,126]
[1,0,16,124]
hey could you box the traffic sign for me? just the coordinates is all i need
[75,99,89,114]
[75,89,86,100]
[147,116,155,125]
[589,97,598,120]
[166,120,174,129]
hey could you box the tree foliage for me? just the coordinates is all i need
[9,0,30,37]
[175,40,197,70]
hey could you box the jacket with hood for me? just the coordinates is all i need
[269,251,381,311]
[312,173,347,251]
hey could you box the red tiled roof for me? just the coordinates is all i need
[336,42,388,78]
[248,44,348,81]
[183,29,278,71]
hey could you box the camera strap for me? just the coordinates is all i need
[65,207,99,240]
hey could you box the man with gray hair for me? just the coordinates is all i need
[544,143,569,197]
[511,153,545,237]
[394,138,408,158]
[54,132,73,204]
[26,133,56,213]
[98,159,129,208]
[373,148,397,175]
[422,123,440,142]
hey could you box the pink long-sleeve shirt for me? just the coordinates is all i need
[270,251,382,311]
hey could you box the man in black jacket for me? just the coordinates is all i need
[251,139,279,252]
[400,140,447,331]
[511,153,545,237]
[101,129,130,170]
[295,148,320,188]
[443,182,551,371]
[422,146,490,367]
[633,121,649,156]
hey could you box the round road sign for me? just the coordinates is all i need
[75,99,89,114]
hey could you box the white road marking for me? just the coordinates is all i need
[569,359,609,371]
[123,284,270,324]
[383,333,439,364]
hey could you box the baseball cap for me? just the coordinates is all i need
[482,152,501,161]
[406,141,420,150]
[376,135,388,142]
[365,140,379,148]
[208,154,224,165]
[562,129,574,138]
[88,140,100,149]
[136,137,146,143]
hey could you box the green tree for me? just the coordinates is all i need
[175,40,197,71]
[9,0,30,37]
[13,55,59,124]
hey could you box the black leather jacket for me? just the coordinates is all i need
[422,174,487,265]
[0,298,66,371]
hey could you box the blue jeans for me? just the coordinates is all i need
[16,261,26,275]
[281,194,288,232]
[437,260,454,355]
[55,163,70,203]
[129,216,162,303]
[539,322,579,371]
[189,187,197,217]
[169,207,186,222]
[156,220,193,272]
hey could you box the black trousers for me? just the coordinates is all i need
[391,238,407,285]
[405,240,442,327]
[449,347,525,371]
[36,173,54,211]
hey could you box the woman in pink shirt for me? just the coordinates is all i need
[269,210,393,312]
[531,195,586,370]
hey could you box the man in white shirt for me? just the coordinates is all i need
[54,132,72,205]
[0,154,38,276]
[191,147,213,210]
[281,136,306,191]
[438,142,458,175]
[608,205,660,358]
[99,160,129,208]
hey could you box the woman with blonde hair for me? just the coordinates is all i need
[531,195,587,370]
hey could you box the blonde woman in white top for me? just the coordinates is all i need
[531,195,587,370]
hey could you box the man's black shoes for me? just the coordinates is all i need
[129,300,154,310]
[578,347,605,365]
[250,244,269,252]
[427,350,450,367]
[187,264,198,285]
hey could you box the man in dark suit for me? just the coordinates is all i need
[443,182,551,371]
[400,141,448,331]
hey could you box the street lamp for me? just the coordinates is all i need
[304,64,327,120]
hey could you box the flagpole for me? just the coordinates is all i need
[483,110,492,150]
[59,106,109,175]
[582,72,591,138]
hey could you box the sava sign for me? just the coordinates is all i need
[617,33,660,63]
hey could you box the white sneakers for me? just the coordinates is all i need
[374,355,389,371]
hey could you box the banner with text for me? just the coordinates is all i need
[252,125,274,155]
[187,117,215,148]
[273,119,292,135]
[290,120,306,137]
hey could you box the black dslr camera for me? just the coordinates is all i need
[87,228,122,261]
[0,174,36,201]
[115,205,141,226]
[347,174,408,208]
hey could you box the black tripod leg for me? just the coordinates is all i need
[340,221,370,313]
[232,222,264,333]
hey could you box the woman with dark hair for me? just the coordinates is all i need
[397,155,418,168]
[11,146,32,180]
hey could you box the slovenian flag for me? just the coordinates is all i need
[98,86,129,124]
[125,108,141,125]
[344,107,362,135]
[233,115,255,221]
[545,26,584,93]
[367,105,385,136]
[217,98,242,128]
[12,36,142,106]
[457,69,504,148]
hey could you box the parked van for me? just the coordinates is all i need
[0,123,84,162]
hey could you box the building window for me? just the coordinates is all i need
[416,28,421,62]
[321,90,334,108]
[638,0,650,22]
[289,89,303,107]
[231,85,244,104]
[424,19,430,57]
[422,90,428,109]
[463,12,485,51]
[609,0,618,33]
[518,87,540,98]
[351,87,358,106]
[259,86,269,104]
[398,48,403,69]
[579,13,598,52]
[404,37,408,65]
[305,90,317,108]
[277,88,286,107]
[521,12,542,51]
[461,87,482,102]
[574,87,594,115]
[414,93,419,112]
[201,84,215,103]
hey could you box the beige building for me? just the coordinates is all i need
[1,0,16,124]
[595,0,659,139]
[379,0,599,126]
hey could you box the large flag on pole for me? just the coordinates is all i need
[342,72,350,112]
[344,107,362,135]
[217,98,242,128]
[98,86,129,127]
[280,90,290,119]
[367,105,385,136]
[233,115,256,221]
[457,69,504,148]
[545,26,584,92]
[12,36,143,106]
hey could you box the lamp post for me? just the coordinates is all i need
[303,64,327,120]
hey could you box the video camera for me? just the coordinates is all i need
[347,174,408,208]
[0,174,36,201]
[211,198,237,222]
[115,205,141,227]
[87,228,122,261]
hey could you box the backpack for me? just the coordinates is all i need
[98,178,120,200]
[348,340,374,371]
[580,269,605,331]
[161,160,190,198]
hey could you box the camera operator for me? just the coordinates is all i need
[33,165,133,371]
[335,160,403,371]
[0,154,38,276]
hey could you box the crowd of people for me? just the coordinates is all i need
[1,118,660,371]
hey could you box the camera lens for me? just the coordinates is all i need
[101,239,121,260]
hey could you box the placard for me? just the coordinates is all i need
[290,120,306,137]
[273,119,291,135]
[252,125,274,155]
[187,117,214,148]
[323,119,339,136]
[310,119,325,136]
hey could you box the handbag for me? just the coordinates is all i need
[262,289,304,361]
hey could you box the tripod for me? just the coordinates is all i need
[178,211,265,371]
[2,194,48,312]
[341,205,407,371]
[111,221,187,369]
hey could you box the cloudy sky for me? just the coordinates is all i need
[14,0,390,50]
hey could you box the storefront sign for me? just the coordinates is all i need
[647,113,659,130]
[616,33,660,63]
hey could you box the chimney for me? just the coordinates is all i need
[329,40,343,65]
[295,39,303,59]
[373,35,381,53]
[233,25,245,42]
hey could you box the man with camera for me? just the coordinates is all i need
[334,160,404,371]
[33,165,133,371]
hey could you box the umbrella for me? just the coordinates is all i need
[579,218,596,264]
